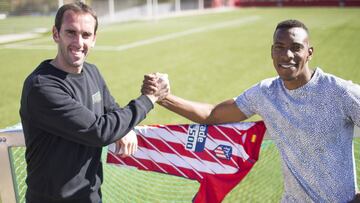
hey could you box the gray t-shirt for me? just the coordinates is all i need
[235,68,360,203]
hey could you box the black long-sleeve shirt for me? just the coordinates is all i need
[20,60,153,203]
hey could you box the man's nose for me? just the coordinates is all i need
[287,49,295,58]
[73,34,84,47]
[282,49,294,59]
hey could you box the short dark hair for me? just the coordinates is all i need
[55,2,98,34]
[275,19,309,34]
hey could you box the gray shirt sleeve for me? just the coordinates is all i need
[234,84,260,118]
[343,81,360,127]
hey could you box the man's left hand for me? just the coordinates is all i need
[115,130,138,158]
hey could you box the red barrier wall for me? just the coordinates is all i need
[232,0,360,7]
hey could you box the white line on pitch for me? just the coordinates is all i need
[1,16,260,51]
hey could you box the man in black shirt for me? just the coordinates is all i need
[19,2,169,203]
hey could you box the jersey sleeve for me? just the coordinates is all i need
[26,82,153,147]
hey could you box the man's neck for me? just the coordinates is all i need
[284,68,315,90]
[50,58,82,74]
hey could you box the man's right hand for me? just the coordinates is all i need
[349,193,360,203]
[141,73,170,103]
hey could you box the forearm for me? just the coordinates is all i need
[63,95,153,146]
[158,94,215,124]
[141,73,246,124]
[68,95,152,146]
[102,95,153,144]
[27,86,153,147]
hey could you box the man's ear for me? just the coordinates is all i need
[52,26,59,43]
[307,46,314,61]
[91,34,96,48]
[270,45,274,59]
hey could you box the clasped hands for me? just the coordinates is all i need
[115,73,170,157]
[142,72,170,103]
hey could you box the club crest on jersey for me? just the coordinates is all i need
[185,124,208,152]
[214,145,232,160]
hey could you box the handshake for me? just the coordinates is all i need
[115,73,170,158]
[141,72,170,103]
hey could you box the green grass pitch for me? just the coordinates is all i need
[0,7,359,203]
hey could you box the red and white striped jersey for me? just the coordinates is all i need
[107,121,266,203]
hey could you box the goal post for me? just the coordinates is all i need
[0,131,25,203]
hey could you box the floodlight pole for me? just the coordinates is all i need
[108,0,115,22]
[147,0,153,17]
[58,0,63,8]
[175,0,181,12]
[153,0,159,20]
[58,0,87,8]
[199,0,204,10]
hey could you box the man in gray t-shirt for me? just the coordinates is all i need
[235,67,360,202]
[142,19,360,202]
